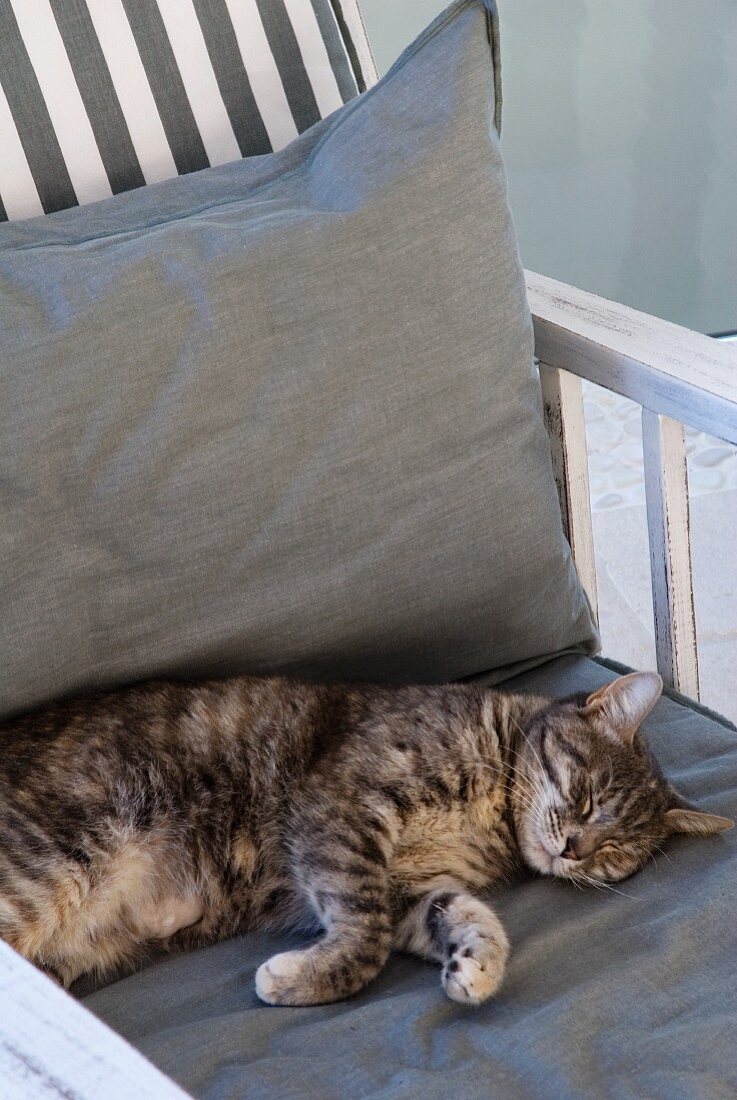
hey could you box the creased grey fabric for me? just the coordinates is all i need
[0,0,596,721]
[81,655,737,1100]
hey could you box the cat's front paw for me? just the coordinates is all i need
[441,919,509,1006]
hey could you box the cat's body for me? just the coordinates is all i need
[0,671,731,1005]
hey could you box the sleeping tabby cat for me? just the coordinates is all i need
[0,670,731,1005]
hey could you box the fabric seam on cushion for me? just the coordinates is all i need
[460,641,599,687]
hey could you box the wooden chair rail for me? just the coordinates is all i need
[0,939,190,1099]
[528,270,737,699]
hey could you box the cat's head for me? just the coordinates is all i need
[513,672,733,884]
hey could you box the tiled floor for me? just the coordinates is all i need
[584,382,737,723]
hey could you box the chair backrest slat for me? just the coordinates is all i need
[540,362,599,627]
[642,410,700,698]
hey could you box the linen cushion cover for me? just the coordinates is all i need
[81,656,737,1098]
[0,0,374,222]
[0,0,597,722]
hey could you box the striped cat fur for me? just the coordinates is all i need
[0,671,731,1005]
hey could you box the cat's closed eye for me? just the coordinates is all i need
[578,785,593,820]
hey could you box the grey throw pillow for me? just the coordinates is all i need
[0,0,598,721]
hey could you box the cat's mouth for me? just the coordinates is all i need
[526,835,582,876]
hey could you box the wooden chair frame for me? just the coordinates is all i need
[531,271,737,702]
[3,273,737,1095]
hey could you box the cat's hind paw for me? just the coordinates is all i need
[255,950,307,1006]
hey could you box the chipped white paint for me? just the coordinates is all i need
[642,411,700,699]
[0,940,190,1100]
[539,363,599,625]
[526,271,737,446]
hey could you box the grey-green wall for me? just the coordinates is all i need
[358,1,737,335]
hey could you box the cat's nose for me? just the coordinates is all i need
[561,836,580,861]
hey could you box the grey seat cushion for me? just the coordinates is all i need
[81,656,737,1099]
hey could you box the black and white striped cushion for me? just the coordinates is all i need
[0,0,376,222]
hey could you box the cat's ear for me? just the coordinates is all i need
[664,806,734,837]
[582,672,663,745]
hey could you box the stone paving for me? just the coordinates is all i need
[584,382,737,723]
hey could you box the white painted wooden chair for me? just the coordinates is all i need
[2,0,736,1085]
[3,274,735,1097]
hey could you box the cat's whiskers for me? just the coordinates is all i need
[647,838,673,866]
[639,835,672,872]
[504,745,553,819]
[516,772,553,825]
[507,716,557,797]
[496,780,537,818]
[573,868,640,902]
[472,751,547,820]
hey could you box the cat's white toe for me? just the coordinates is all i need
[255,950,305,1005]
[441,922,508,1005]
[443,952,503,1005]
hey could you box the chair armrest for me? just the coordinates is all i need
[526,270,737,699]
[525,270,737,446]
[0,941,189,1100]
